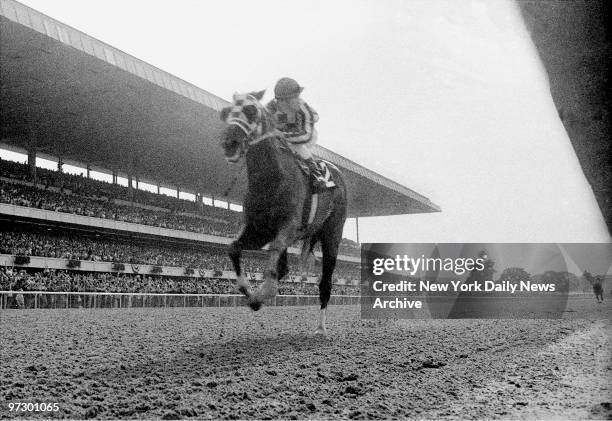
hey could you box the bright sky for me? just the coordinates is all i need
[9,0,612,243]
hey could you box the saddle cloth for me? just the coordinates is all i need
[297,159,336,189]
[299,163,339,229]
[278,139,336,189]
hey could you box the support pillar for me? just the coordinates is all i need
[86,164,91,179]
[27,146,37,185]
[176,186,180,199]
[127,171,134,201]
[157,183,161,195]
[355,216,360,245]
[57,157,63,173]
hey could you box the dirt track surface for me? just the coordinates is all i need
[1,296,611,420]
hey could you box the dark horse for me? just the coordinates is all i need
[584,270,605,304]
[219,90,347,335]
[593,277,604,304]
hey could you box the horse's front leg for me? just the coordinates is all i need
[229,225,267,311]
[257,223,298,302]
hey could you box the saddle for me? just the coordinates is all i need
[277,139,336,192]
[298,159,336,192]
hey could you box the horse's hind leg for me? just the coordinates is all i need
[315,249,336,336]
[277,250,289,281]
[315,212,345,336]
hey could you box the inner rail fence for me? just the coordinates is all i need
[0,291,361,310]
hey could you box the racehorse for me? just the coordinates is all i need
[584,270,604,304]
[219,90,347,336]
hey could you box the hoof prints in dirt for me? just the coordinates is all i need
[1,298,610,419]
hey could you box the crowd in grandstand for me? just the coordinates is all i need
[0,157,361,301]
[0,229,235,270]
[0,159,361,257]
[0,179,240,237]
[0,226,359,279]
[0,267,359,296]
[1,159,232,218]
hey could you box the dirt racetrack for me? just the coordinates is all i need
[1,295,611,420]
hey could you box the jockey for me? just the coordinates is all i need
[266,77,331,192]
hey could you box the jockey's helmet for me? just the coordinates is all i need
[274,77,303,99]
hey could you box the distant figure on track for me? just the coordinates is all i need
[584,270,604,304]
[593,276,604,304]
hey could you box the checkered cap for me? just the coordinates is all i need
[274,78,303,99]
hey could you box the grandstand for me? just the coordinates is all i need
[0,0,439,303]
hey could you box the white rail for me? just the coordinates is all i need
[0,291,361,310]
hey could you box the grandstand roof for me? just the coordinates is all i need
[0,0,440,217]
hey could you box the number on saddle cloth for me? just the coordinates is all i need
[278,140,336,188]
[316,161,334,184]
[297,158,334,184]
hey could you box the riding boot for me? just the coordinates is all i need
[306,158,329,193]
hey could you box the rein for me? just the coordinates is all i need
[222,129,280,197]
[222,159,245,197]
[222,97,286,195]
[248,130,281,146]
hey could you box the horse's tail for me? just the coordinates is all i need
[300,236,317,273]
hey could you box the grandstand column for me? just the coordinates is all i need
[176,185,180,199]
[111,169,117,184]
[57,157,63,173]
[86,164,91,179]
[355,216,360,245]
[157,183,161,194]
[127,171,134,201]
[27,142,37,184]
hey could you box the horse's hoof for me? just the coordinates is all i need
[249,300,263,311]
[313,327,328,338]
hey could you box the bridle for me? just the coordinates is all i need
[221,93,283,196]
[223,94,280,163]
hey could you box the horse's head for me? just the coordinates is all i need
[220,90,271,163]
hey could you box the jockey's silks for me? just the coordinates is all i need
[266,98,319,145]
